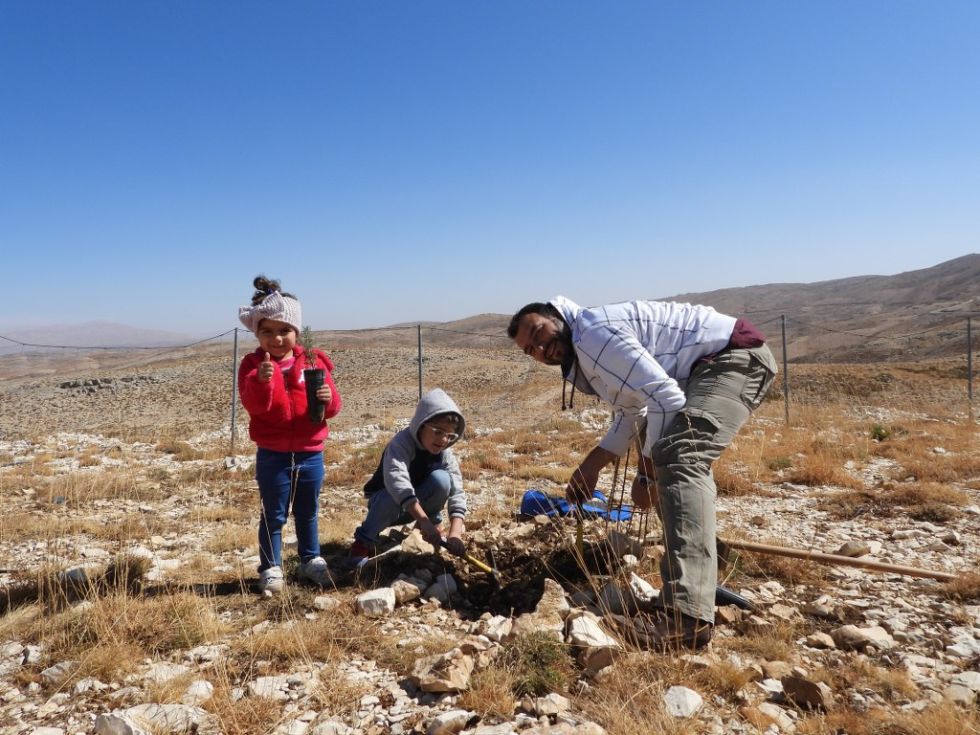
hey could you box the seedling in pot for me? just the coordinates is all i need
[300,326,325,423]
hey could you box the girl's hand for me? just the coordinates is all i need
[258,352,274,382]
[316,384,332,404]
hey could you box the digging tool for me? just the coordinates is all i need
[440,539,501,584]
[720,538,958,582]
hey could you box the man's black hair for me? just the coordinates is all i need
[506,302,565,338]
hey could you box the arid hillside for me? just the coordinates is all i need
[0,332,978,734]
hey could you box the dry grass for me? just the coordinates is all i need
[324,440,385,487]
[580,653,694,735]
[497,631,576,697]
[720,619,801,662]
[942,571,980,603]
[28,590,229,686]
[689,657,757,701]
[796,705,980,735]
[457,665,517,719]
[733,539,833,588]
[823,657,919,701]
[821,480,971,522]
[204,684,288,735]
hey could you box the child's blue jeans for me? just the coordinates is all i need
[255,448,324,571]
[354,469,451,546]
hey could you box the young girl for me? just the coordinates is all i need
[238,275,342,594]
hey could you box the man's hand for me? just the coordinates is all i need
[258,352,274,382]
[565,446,616,505]
[444,535,465,557]
[631,473,656,511]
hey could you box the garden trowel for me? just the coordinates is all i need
[439,538,501,584]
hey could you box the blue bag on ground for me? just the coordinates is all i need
[520,488,632,522]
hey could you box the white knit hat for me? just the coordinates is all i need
[238,291,303,335]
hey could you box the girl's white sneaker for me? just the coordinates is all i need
[259,566,284,595]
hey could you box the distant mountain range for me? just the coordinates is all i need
[0,321,194,356]
[3,256,977,363]
[344,254,980,363]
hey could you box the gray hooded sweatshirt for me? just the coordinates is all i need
[362,388,467,518]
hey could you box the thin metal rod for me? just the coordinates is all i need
[417,324,423,400]
[721,538,957,582]
[968,316,973,418]
[781,314,789,425]
[230,327,239,454]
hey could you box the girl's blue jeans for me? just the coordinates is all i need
[255,448,324,571]
[354,469,451,546]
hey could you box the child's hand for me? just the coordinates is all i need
[417,518,443,548]
[258,352,274,382]
[444,536,465,557]
[316,384,332,405]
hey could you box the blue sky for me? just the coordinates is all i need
[2,1,978,336]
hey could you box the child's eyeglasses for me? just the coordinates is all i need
[425,425,459,442]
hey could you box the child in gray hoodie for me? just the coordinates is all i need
[349,388,467,564]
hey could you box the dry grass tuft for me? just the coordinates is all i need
[458,665,517,719]
[824,657,919,701]
[735,542,833,588]
[29,590,228,685]
[721,619,801,662]
[783,453,865,489]
[325,440,385,486]
[204,684,288,735]
[796,704,980,735]
[497,632,576,697]
[943,571,980,603]
[690,657,757,701]
[822,480,971,523]
[580,653,693,735]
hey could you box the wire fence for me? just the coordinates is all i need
[1,312,976,445]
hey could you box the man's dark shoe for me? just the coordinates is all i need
[615,609,713,652]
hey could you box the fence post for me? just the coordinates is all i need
[781,314,789,425]
[969,316,974,420]
[417,324,423,400]
[230,327,239,454]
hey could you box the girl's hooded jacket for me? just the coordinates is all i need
[238,345,342,452]
[363,388,467,519]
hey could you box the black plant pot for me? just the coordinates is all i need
[304,368,325,423]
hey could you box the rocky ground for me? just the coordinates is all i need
[0,343,978,735]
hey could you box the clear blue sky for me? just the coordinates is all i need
[2,1,978,335]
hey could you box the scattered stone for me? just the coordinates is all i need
[663,685,703,718]
[356,588,396,617]
[831,625,895,651]
[781,675,835,711]
[314,594,341,610]
[182,679,214,705]
[805,632,836,649]
[426,708,476,734]
[411,649,474,693]
[834,540,871,557]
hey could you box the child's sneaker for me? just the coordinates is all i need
[259,566,284,595]
[347,539,374,568]
[297,556,334,586]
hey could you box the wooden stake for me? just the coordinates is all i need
[721,538,957,582]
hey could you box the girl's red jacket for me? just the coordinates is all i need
[238,345,342,452]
